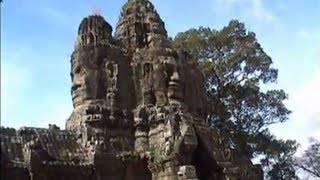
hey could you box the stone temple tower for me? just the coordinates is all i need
[0,1,263,180]
[67,14,135,155]
[115,0,167,50]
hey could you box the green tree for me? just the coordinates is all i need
[262,138,300,180]
[296,138,320,178]
[172,20,298,179]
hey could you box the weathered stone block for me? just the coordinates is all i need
[1,0,263,179]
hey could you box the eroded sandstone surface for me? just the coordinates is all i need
[1,0,263,179]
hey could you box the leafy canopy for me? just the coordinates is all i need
[172,20,298,179]
[295,138,320,178]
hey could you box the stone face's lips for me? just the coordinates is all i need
[71,84,81,92]
[168,80,183,99]
[168,81,181,89]
[135,134,148,139]
[71,85,82,99]
[71,84,88,108]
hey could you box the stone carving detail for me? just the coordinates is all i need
[83,105,108,123]
[106,61,118,109]
[134,106,149,155]
[1,1,263,180]
[177,165,199,180]
[142,62,155,106]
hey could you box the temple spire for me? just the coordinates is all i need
[76,15,112,48]
[115,0,167,51]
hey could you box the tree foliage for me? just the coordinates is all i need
[172,20,298,179]
[263,138,300,180]
[296,138,320,178]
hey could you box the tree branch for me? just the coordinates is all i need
[296,164,320,178]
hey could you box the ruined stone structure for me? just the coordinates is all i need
[1,0,263,179]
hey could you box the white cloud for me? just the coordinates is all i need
[1,60,29,95]
[29,96,73,130]
[298,29,320,41]
[0,49,73,130]
[214,0,277,23]
[251,0,277,23]
[1,50,31,128]
[290,68,320,143]
[270,66,320,155]
[12,0,80,28]
[219,0,242,4]
[290,68,320,120]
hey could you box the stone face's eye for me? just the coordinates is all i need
[143,63,152,75]
[70,72,74,80]
[164,62,174,77]
[74,66,81,74]
[81,68,87,75]
[73,59,81,74]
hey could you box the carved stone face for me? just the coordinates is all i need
[71,56,86,108]
[71,50,106,108]
[165,59,183,103]
[153,53,184,106]
[161,55,184,104]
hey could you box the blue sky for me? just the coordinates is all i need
[1,0,319,162]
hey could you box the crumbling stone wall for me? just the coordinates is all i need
[1,1,263,180]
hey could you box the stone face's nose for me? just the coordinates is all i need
[171,70,180,81]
